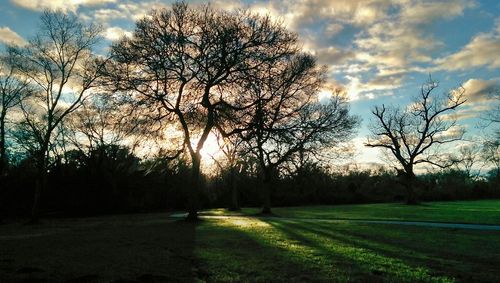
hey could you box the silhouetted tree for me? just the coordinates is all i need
[9,11,102,220]
[0,49,32,176]
[453,144,482,178]
[65,94,142,156]
[366,77,466,204]
[104,2,298,220]
[482,139,499,178]
[210,131,246,211]
[483,89,500,124]
[479,88,499,179]
[240,54,360,213]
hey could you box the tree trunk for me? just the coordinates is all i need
[405,172,419,205]
[228,166,240,211]
[261,168,273,214]
[0,112,6,177]
[31,148,48,222]
[186,153,201,221]
[31,165,47,222]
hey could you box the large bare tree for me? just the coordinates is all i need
[239,55,360,214]
[366,78,466,204]
[10,10,102,220]
[0,48,32,176]
[104,2,298,220]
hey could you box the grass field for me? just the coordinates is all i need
[1,200,499,282]
[203,199,500,225]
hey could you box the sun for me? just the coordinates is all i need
[200,132,222,160]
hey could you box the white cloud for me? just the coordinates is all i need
[11,0,117,12]
[436,125,466,140]
[355,23,438,69]
[400,0,475,24]
[353,1,472,71]
[436,30,500,71]
[462,78,499,103]
[104,26,132,41]
[0,26,25,46]
[80,1,172,25]
[82,8,124,22]
[283,0,393,28]
[444,78,499,121]
[345,75,362,101]
[70,0,488,103]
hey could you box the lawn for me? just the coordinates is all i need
[204,199,500,225]
[1,200,499,282]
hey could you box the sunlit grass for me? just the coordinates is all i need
[204,199,500,225]
[195,201,500,281]
[195,216,493,282]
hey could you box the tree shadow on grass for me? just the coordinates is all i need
[194,217,346,282]
[266,219,500,282]
[263,219,454,282]
[0,214,197,283]
[293,220,500,278]
[317,221,500,282]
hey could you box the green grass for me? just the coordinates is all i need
[196,217,500,282]
[1,200,499,282]
[204,199,500,225]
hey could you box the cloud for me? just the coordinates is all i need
[11,0,117,12]
[354,24,438,69]
[71,0,488,103]
[314,47,355,65]
[462,78,499,103]
[365,72,406,90]
[0,26,26,46]
[400,0,475,24]
[436,30,500,71]
[104,26,132,41]
[353,1,475,70]
[83,1,244,24]
[436,125,466,140]
[345,75,362,100]
[280,0,393,29]
[324,23,343,36]
[81,8,124,22]
[444,78,499,121]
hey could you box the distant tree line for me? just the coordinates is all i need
[0,2,498,221]
[1,151,498,218]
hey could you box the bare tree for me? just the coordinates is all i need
[453,144,482,178]
[482,139,500,178]
[239,54,360,214]
[9,10,102,220]
[477,87,499,180]
[484,89,500,124]
[210,131,246,211]
[65,94,142,154]
[366,77,466,204]
[104,2,298,220]
[0,48,32,176]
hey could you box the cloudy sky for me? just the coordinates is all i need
[0,0,499,165]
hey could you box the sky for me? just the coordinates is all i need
[0,0,499,167]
